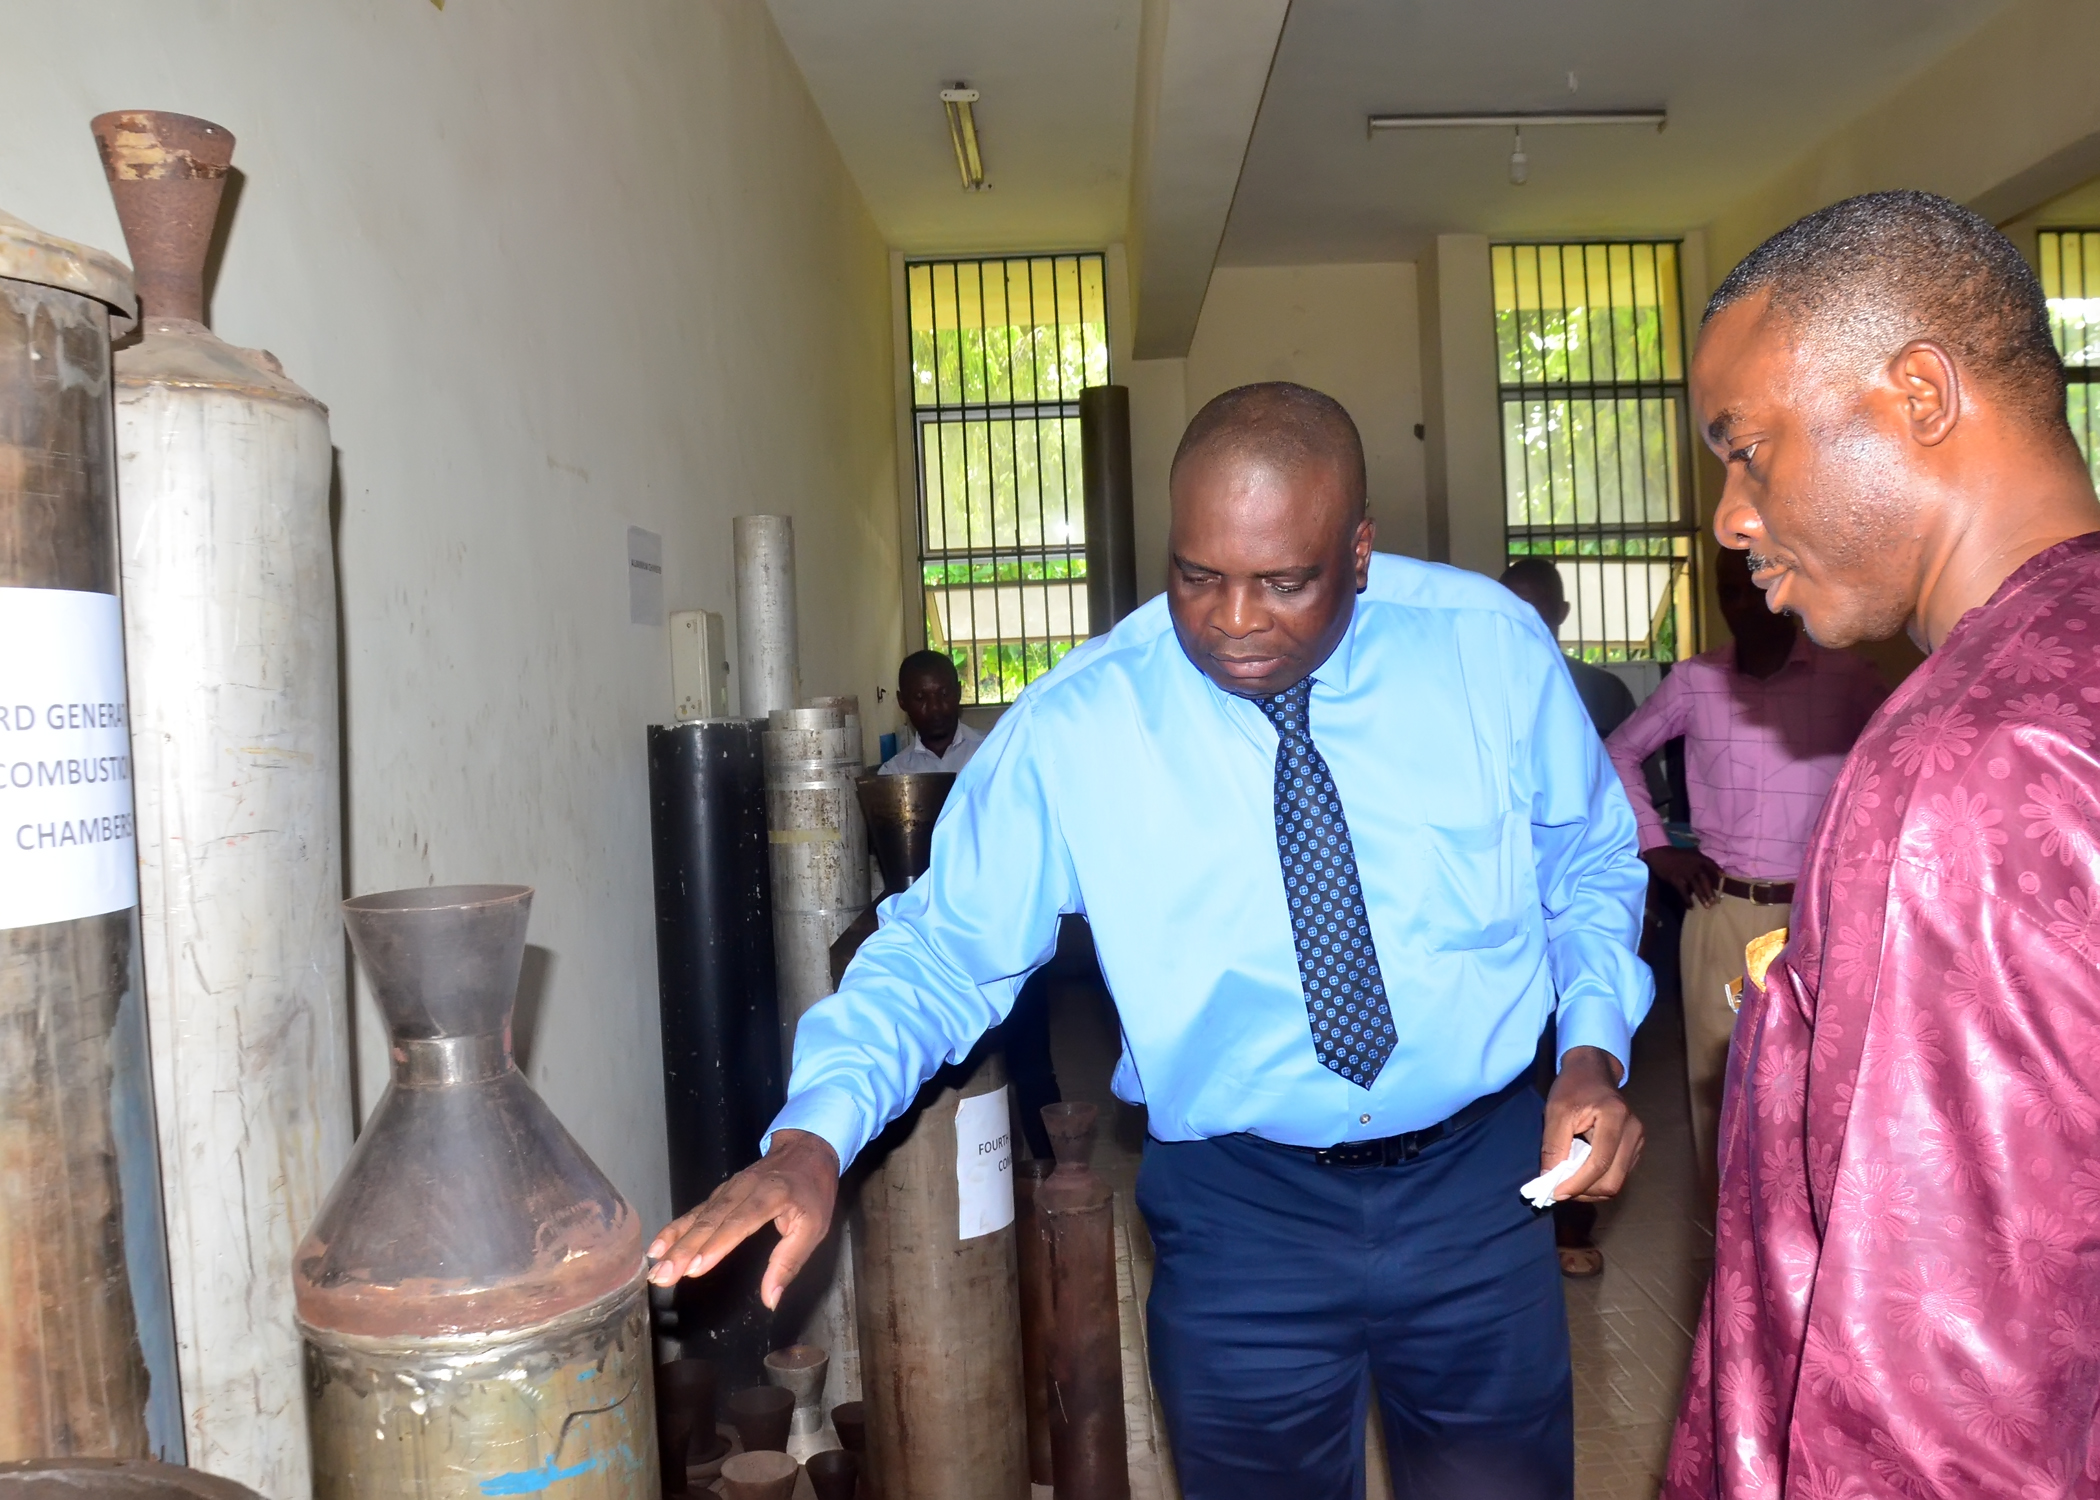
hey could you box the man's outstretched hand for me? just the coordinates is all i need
[1642,846,1722,908]
[1542,1045,1643,1203]
[646,1128,840,1309]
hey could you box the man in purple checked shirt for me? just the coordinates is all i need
[1604,547,1884,1192]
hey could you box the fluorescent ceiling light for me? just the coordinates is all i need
[941,85,987,192]
[1368,109,1667,135]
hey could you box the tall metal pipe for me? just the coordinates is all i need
[91,109,352,1497]
[294,886,655,1500]
[1080,386,1137,631]
[1039,1104,1127,1500]
[646,719,781,1388]
[1014,1159,1056,1487]
[733,516,798,720]
[838,773,1027,1500]
[0,207,184,1461]
[764,705,867,1412]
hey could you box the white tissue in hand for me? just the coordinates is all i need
[1520,1137,1592,1209]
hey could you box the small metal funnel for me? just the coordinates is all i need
[89,110,234,324]
[855,772,956,895]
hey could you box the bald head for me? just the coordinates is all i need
[1171,382,1368,529]
[1706,191,2068,434]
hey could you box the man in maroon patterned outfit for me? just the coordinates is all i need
[1666,192,2100,1496]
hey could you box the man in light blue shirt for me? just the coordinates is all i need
[652,383,1652,1498]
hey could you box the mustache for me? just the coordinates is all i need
[1744,551,1784,578]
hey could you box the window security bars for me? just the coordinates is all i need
[1494,241,1697,663]
[907,254,1110,706]
[2039,230,2100,491]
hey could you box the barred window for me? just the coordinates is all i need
[906,254,1109,706]
[1494,241,1697,663]
[2039,230,2100,490]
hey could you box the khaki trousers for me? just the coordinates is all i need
[1681,890,1791,1188]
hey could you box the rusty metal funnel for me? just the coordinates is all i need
[854,772,955,895]
[89,111,233,324]
[294,884,642,1339]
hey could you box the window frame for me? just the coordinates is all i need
[904,252,1110,706]
[1492,238,1700,664]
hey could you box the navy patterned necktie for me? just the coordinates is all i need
[1256,679,1397,1090]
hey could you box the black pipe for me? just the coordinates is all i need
[1081,384,1138,631]
[647,718,783,1386]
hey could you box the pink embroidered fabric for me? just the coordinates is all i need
[1666,534,2100,1499]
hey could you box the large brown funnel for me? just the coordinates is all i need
[294,884,640,1337]
[855,772,955,895]
[90,111,234,324]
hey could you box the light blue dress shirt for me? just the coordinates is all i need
[770,553,1653,1168]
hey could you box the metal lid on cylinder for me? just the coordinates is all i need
[0,209,136,317]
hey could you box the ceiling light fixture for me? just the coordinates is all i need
[1367,108,1667,135]
[941,84,987,192]
[1509,128,1529,186]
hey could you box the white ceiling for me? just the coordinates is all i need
[1219,0,2019,265]
[764,0,1141,254]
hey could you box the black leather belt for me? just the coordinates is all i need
[1283,1071,1533,1168]
[1720,876,1795,906]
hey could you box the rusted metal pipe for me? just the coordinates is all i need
[1015,1158,1056,1486]
[0,208,182,1461]
[1039,1103,1128,1500]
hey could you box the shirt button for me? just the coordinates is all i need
[1359,1114,1371,1125]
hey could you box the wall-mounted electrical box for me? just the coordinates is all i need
[670,609,730,721]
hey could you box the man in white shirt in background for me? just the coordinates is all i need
[877,648,984,775]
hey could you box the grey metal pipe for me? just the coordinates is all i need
[1080,386,1137,632]
[733,516,799,720]
[0,208,183,1462]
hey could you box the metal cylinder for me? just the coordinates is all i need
[733,516,799,720]
[293,886,655,1500]
[763,706,867,1412]
[1039,1104,1127,1500]
[855,1051,1028,1500]
[765,706,869,1047]
[801,694,864,768]
[0,208,184,1461]
[1014,1159,1056,1487]
[839,772,1025,1500]
[92,109,353,1497]
[645,718,781,1388]
[1080,386,1137,632]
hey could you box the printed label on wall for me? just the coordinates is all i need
[0,588,138,929]
[955,1084,1015,1240]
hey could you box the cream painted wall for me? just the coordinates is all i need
[1184,263,1428,558]
[0,1,900,1230]
[1705,0,2100,276]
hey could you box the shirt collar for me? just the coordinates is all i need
[1307,596,1361,694]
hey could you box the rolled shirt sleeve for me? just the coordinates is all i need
[1604,668,1692,854]
[765,696,1079,1168]
[1516,620,1654,1078]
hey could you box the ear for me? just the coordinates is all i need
[1888,340,1960,447]
[1351,514,1376,592]
[1551,599,1571,630]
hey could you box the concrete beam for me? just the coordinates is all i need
[1125,0,1289,359]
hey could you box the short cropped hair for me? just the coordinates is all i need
[1706,190,2068,429]
[1499,555,1565,605]
[1170,382,1368,514]
[897,648,959,689]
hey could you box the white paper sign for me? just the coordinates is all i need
[0,588,139,929]
[955,1085,1015,1239]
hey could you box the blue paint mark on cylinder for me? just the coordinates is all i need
[478,1458,602,1497]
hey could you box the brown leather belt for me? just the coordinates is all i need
[1720,876,1795,906]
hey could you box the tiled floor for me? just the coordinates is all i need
[1043,980,1709,1500]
